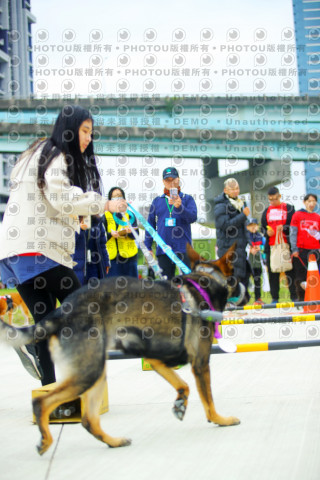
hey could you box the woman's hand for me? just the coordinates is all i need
[118,227,131,236]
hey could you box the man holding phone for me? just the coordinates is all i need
[145,167,198,279]
[214,178,251,304]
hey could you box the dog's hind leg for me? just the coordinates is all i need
[145,359,190,421]
[192,362,240,427]
[81,365,131,448]
[33,334,110,455]
[33,379,87,455]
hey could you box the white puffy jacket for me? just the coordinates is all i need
[0,146,106,268]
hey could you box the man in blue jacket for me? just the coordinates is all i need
[145,167,198,279]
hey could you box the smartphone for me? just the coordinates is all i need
[169,188,178,199]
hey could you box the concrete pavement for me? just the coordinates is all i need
[0,317,320,480]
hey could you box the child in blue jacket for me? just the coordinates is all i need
[246,218,264,305]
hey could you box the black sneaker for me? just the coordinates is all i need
[14,344,43,380]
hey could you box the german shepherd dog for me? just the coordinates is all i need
[0,244,241,455]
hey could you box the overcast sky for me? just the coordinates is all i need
[30,0,306,214]
[31,0,298,97]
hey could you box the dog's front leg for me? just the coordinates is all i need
[145,359,190,421]
[192,362,240,426]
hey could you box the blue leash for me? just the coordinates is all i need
[112,204,191,275]
[112,207,238,353]
[116,211,164,278]
[127,204,192,275]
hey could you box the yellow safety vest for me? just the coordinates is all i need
[105,211,138,260]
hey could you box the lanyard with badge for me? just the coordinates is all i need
[165,197,176,227]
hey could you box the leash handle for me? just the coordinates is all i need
[112,210,135,226]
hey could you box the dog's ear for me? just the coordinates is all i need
[186,243,206,269]
[212,242,237,277]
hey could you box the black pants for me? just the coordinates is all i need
[157,253,191,280]
[292,249,320,301]
[17,265,81,386]
[252,267,262,301]
[266,252,297,302]
[237,260,252,305]
[239,260,252,289]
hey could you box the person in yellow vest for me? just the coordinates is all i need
[101,187,139,277]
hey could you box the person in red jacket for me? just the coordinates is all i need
[261,186,297,303]
[290,193,320,301]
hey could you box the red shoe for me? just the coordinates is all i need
[253,299,265,306]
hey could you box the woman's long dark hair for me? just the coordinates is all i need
[36,105,102,194]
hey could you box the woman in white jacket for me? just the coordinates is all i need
[0,105,127,385]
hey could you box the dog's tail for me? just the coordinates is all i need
[0,313,59,348]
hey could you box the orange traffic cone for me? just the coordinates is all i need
[304,254,320,313]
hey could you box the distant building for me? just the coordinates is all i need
[292,0,320,95]
[292,0,320,201]
[0,153,16,221]
[0,0,36,98]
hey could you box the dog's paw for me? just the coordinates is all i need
[230,416,241,426]
[108,437,132,448]
[120,437,132,447]
[36,440,52,456]
[172,398,187,421]
[217,416,241,427]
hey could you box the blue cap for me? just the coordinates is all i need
[163,167,179,179]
